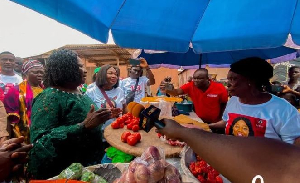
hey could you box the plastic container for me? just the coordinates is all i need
[175,102,193,113]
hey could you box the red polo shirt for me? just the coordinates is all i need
[181,81,228,123]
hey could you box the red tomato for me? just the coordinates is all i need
[116,118,122,124]
[157,133,163,138]
[119,123,125,128]
[127,123,134,130]
[121,131,131,143]
[199,160,208,167]
[111,122,119,129]
[125,113,132,118]
[201,166,209,174]
[127,135,138,146]
[197,175,206,183]
[125,119,131,125]
[195,166,202,174]
[207,172,215,181]
[132,119,140,125]
[132,132,141,142]
[215,176,223,183]
[210,168,219,177]
[189,162,195,171]
[132,125,139,132]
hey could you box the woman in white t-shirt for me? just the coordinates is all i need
[209,57,300,145]
[86,65,126,142]
[86,64,126,115]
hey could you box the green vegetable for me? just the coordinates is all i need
[80,169,107,183]
[93,175,107,183]
[58,163,83,179]
[106,147,134,163]
[81,169,95,182]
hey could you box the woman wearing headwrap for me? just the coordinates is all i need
[3,60,44,144]
[209,57,300,145]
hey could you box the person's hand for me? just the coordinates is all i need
[0,137,33,181]
[83,105,112,129]
[139,58,149,68]
[282,85,292,93]
[159,81,167,92]
[0,136,9,146]
[156,118,185,141]
[111,108,122,118]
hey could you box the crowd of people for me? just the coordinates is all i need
[1,49,300,182]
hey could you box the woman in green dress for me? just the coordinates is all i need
[27,49,112,179]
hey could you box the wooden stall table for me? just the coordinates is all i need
[104,125,182,158]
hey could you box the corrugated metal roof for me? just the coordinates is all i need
[25,44,136,66]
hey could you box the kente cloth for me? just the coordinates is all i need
[3,80,43,144]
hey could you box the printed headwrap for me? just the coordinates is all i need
[22,60,43,74]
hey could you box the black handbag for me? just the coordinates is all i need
[125,77,139,104]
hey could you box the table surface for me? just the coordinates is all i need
[104,125,183,158]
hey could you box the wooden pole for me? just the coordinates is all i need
[116,57,120,67]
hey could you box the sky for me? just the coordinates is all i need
[0,0,115,58]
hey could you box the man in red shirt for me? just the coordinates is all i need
[160,69,228,125]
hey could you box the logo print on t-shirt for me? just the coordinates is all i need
[130,85,142,95]
[226,113,267,137]
[100,96,117,109]
[207,94,218,97]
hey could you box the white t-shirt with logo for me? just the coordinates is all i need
[85,85,125,109]
[0,74,22,85]
[120,76,149,103]
[86,85,126,142]
[223,95,300,144]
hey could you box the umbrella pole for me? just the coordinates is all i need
[199,54,203,69]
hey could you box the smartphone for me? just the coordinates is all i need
[271,85,284,93]
[129,59,140,66]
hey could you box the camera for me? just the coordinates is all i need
[271,85,284,93]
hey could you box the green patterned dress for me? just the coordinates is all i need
[28,88,105,179]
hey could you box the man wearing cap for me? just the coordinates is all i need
[120,58,155,103]
[0,51,23,101]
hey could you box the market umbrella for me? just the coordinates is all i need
[9,0,300,53]
[138,47,299,69]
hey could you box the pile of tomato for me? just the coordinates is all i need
[189,155,223,183]
[111,113,140,132]
[121,131,141,146]
[111,113,141,146]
